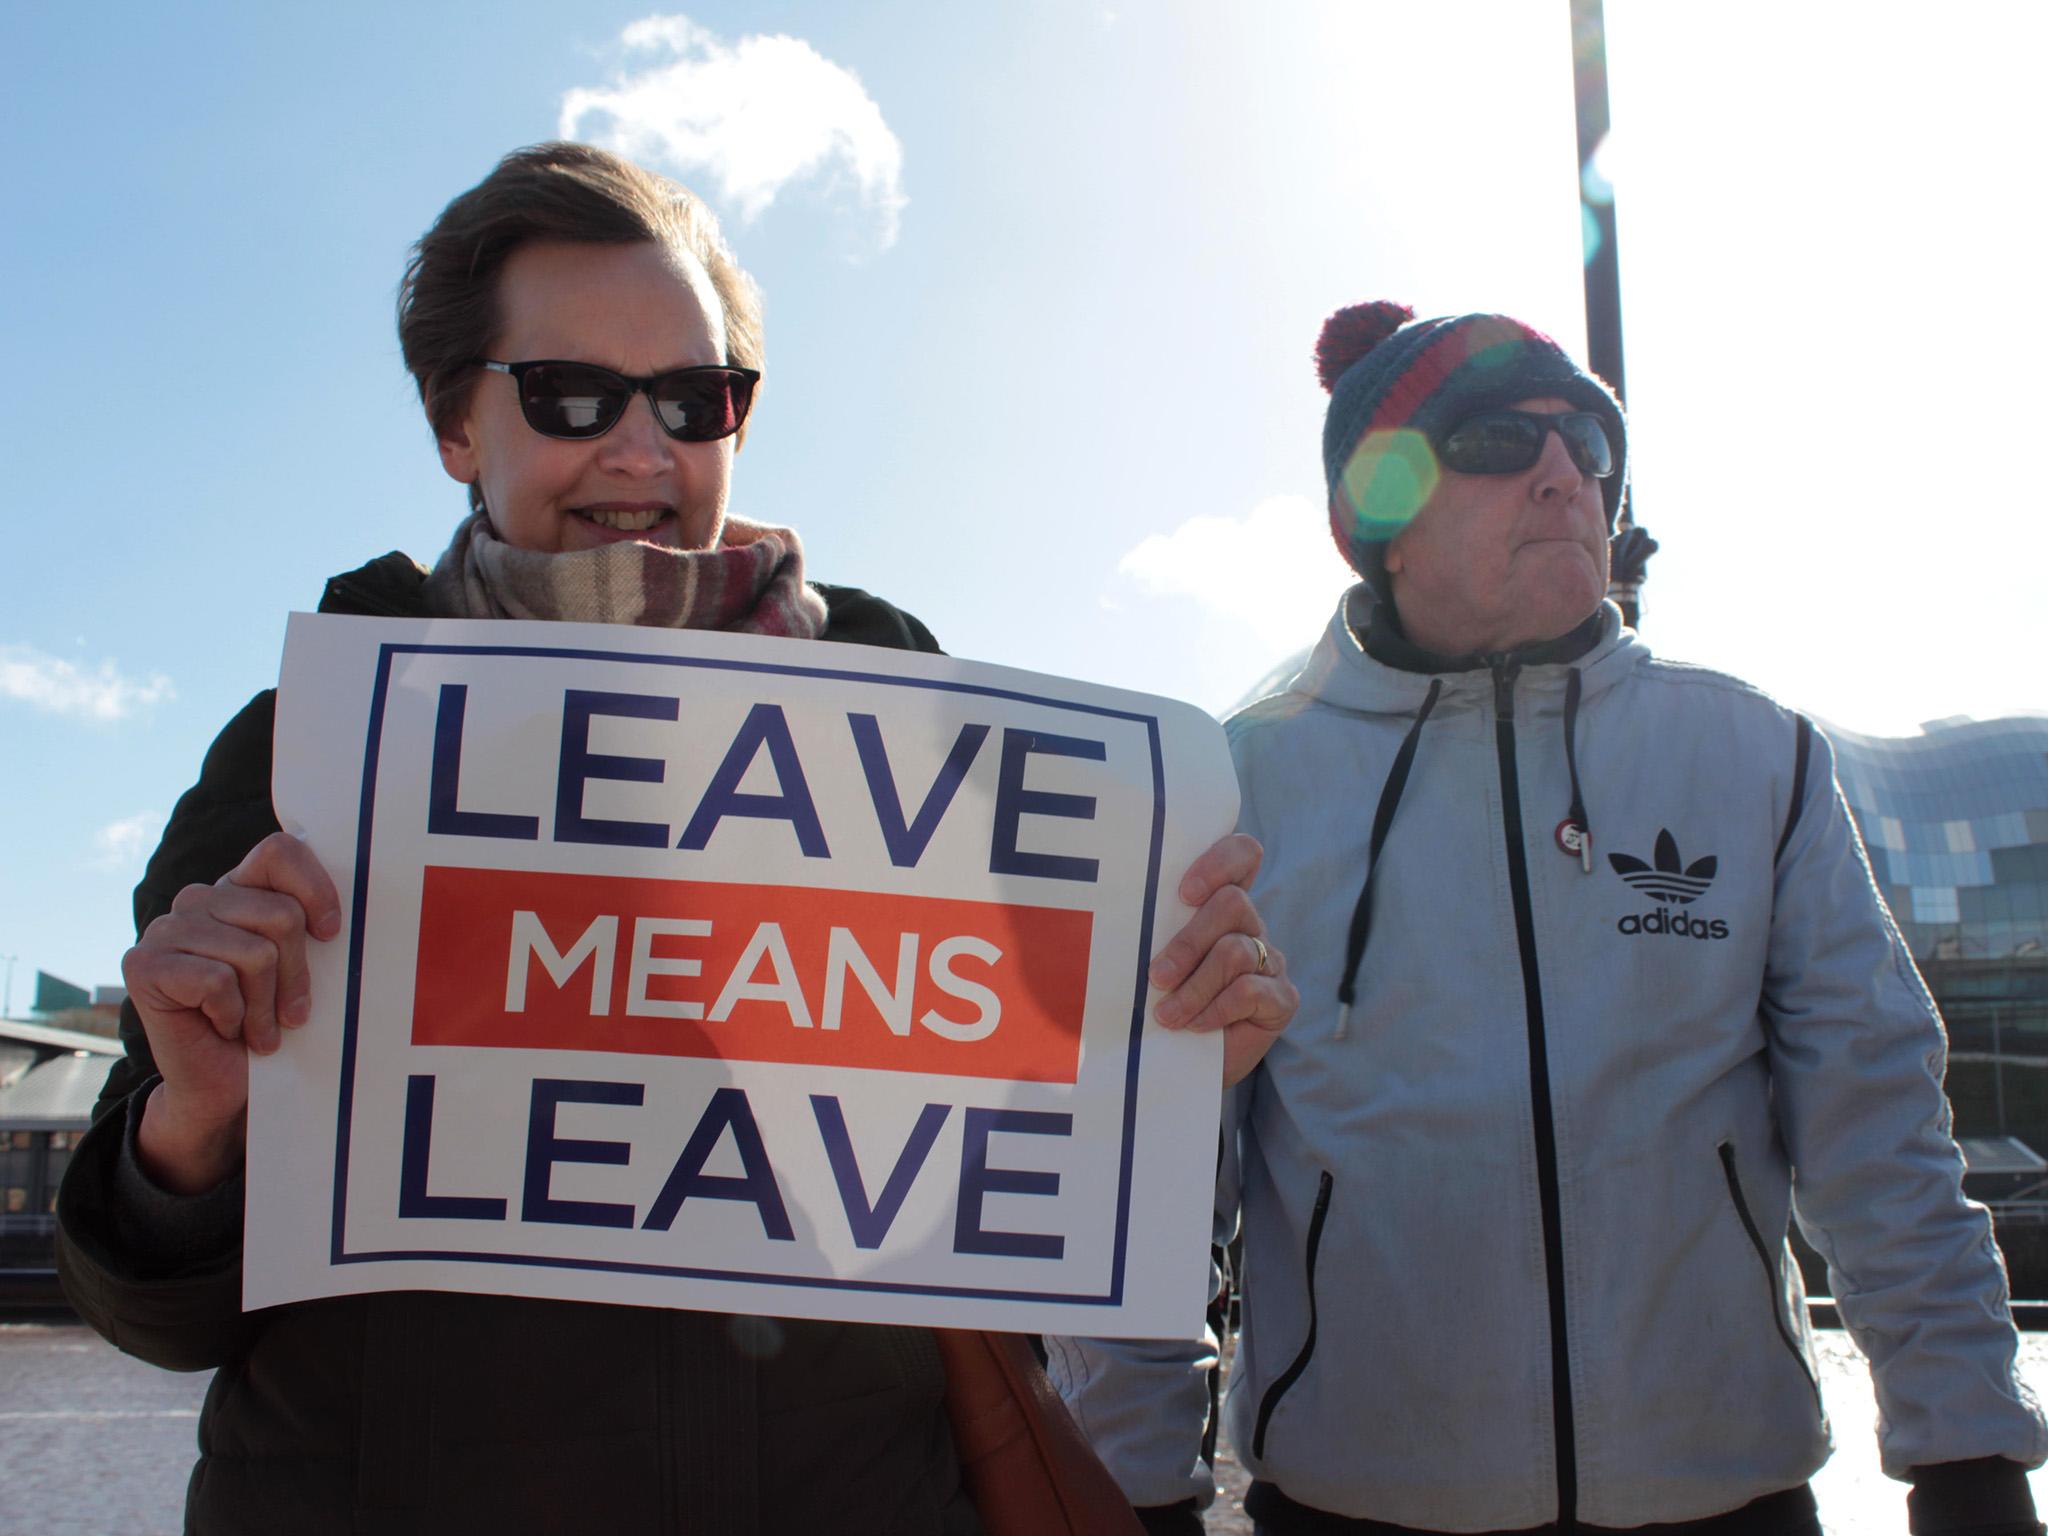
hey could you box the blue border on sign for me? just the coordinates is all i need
[328,640,1168,1308]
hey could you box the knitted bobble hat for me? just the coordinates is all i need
[1317,301,1629,599]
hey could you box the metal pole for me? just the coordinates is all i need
[1995,1005,2008,1137]
[1570,0,1653,629]
[1571,0,1625,402]
[0,954,15,1019]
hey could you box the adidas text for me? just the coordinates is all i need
[1618,906,1730,941]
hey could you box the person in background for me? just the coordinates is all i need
[1051,300,2046,1536]
[56,142,1296,1536]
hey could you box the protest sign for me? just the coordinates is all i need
[246,613,1238,1337]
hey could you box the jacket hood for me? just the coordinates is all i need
[1275,583,1648,720]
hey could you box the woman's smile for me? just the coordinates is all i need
[573,503,677,541]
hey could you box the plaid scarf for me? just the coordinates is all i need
[422,510,828,639]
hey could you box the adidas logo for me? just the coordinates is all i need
[1610,830,1730,941]
[1616,907,1729,941]
[1608,830,1717,905]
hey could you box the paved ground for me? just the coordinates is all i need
[1,1313,204,1535]
[6,1318,2048,1534]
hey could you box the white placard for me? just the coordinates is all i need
[247,613,1236,1338]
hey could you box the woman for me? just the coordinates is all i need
[56,143,1294,1535]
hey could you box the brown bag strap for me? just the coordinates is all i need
[936,1328,1144,1536]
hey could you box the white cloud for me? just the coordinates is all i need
[0,644,174,722]
[1115,496,1356,653]
[93,811,166,871]
[561,15,906,248]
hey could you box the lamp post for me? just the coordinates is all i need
[1,953,16,1020]
[1570,0,1655,628]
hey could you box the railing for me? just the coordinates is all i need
[0,1212,57,1269]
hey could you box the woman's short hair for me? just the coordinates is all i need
[398,141,764,451]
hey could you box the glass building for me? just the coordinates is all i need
[1826,713,2048,1298]
[1833,713,2048,964]
[1829,712,2048,1113]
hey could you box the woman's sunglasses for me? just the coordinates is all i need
[477,359,760,443]
[1437,409,1615,480]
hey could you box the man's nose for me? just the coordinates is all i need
[1530,427,1586,499]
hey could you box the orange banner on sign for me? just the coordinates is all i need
[411,866,1095,1082]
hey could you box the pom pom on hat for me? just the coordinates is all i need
[1314,301,1415,393]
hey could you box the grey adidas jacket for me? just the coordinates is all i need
[1051,591,2045,1531]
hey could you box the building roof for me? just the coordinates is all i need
[0,1042,34,1089]
[0,1052,112,1130]
[0,1017,125,1056]
[1959,1136,2048,1176]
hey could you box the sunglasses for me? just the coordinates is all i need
[1438,409,1615,480]
[477,359,760,443]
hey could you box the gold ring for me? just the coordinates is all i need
[1251,936,1272,976]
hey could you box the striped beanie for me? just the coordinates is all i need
[1317,301,1628,596]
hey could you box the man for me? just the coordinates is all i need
[1050,302,2046,1535]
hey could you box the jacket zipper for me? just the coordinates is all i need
[1490,659,1578,1526]
[1717,1142,1823,1411]
[1251,1170,1334,1459]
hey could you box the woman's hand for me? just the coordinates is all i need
[123,831,341,1195]
[1148,833,1297,1088]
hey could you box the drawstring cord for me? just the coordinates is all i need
[1333,666,1595,1040]
[1334,678,1442,1041]
[1561,667,1591,873]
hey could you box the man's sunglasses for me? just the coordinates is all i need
[477,359,760,443]
[1438,409,1615,480]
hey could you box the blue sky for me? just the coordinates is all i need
[4,0,2043,1002]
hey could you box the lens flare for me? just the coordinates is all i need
[1339,427,1440,539]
